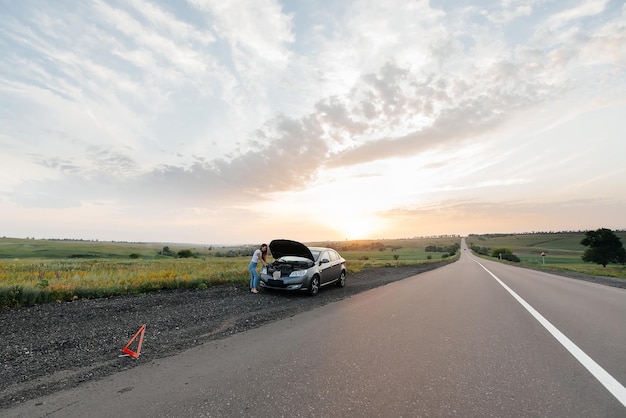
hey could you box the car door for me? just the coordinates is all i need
[317,250,332,284]
[327,250,342,280]
[319,250,341,284]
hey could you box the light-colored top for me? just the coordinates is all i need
[251,249,263,263]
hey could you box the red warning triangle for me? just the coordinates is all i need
[122,324,146,359]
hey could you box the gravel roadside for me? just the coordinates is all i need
[1,262,451,409]
[1,259,623,409]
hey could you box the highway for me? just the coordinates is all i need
[6,239,626,417]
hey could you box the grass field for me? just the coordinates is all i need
[0,236,460,308]
[0,238,212,259]
[2,231,624,308]
[466,231,626,279]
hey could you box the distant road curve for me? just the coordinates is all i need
[6,239,626,417]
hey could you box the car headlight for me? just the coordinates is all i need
[289,270,307,277]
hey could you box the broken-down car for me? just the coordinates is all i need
[259,239,346,295]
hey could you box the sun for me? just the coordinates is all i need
[338,214,383,241]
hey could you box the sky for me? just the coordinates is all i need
[1,0,625,245]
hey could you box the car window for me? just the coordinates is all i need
[329,250,339,261]
[320,251,329,262]
[311,249,320,261]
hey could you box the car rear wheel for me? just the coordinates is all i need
[336,270,346,287]
[308,275,320,296]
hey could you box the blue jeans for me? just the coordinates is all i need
[249,262,259,289]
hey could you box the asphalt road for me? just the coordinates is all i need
[6,240,626,417]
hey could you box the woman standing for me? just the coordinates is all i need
[249,243,268,293]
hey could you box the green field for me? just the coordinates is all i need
[0,238,211,259]
[466,231,626,279]
[0,236,460,308]
[2,231,623,308]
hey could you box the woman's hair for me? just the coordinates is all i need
[260,243,268,261]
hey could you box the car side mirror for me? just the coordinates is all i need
[320,258,330,264]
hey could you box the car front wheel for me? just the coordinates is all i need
[336,270,346,287]
[308,275,320,296]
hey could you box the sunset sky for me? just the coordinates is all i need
[1,0,625,245]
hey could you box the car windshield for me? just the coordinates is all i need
[310,249,321,261]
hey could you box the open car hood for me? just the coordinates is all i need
[269,239,314,261]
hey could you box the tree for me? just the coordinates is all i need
[581,228,626,267]
[177,249,195,258]
[490,248,520,262]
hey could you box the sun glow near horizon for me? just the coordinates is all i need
[332,213,386,241]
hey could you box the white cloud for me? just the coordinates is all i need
[545,0,610,30]
[483,0,537,24]
[0,0,624,243]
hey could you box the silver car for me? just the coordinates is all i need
[259,239,346,295]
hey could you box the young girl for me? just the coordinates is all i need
[249,243,268,293]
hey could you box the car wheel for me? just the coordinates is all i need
[336,270,346,287]
[308,275,320,296]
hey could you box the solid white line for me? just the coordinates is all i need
[474,259,626,408]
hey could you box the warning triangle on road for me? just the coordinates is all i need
[122,324,146,359]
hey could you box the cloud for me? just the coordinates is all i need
[9,110,331,209]
[3,0,613,210]
[142,113,332,201]
[545,0,610,30]
[322,57,558,168]
[486,5,534,25]
[1,1,625,243]
[188,0,294,70]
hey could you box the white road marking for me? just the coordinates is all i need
[474,260,626,408]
